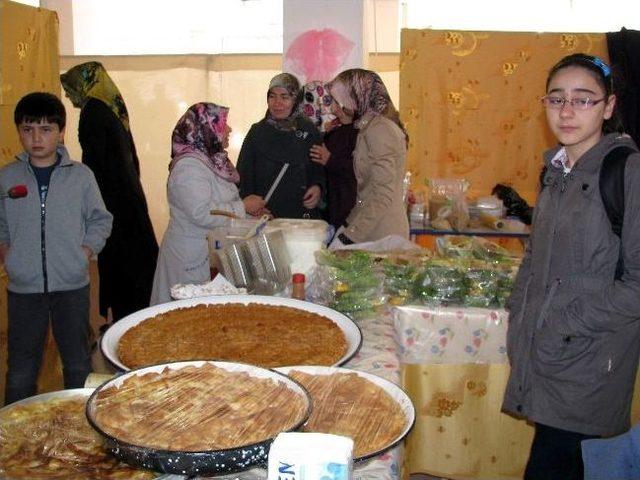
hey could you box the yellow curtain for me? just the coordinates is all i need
[402,363,640,479]
[0,0,60,167]
[0,1,62,405]
[399,29,608,203]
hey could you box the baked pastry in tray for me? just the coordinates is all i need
[0,389,155,479]
[277,366,415,459]
[101,296,362,371]
[86,361,311,476]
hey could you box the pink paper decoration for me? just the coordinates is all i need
[285,28,355,81]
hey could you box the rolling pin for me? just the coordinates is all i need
[480,213,505,230]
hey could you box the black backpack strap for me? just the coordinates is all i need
[539,165,548,192]
[599,146,634,279]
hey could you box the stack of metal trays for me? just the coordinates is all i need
[243,229,291,295]
[217,241,254,290]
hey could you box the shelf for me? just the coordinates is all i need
[410,227,530,238]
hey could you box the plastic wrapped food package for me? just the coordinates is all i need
[310,236,521,312]
[312,250,387,315]
[428,178,470,231]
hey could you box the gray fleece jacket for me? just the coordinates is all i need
[503,133,640,436]
[0,145,112,293]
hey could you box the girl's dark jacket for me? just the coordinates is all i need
[503,133,640,436]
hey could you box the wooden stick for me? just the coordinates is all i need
[210,209,239,219]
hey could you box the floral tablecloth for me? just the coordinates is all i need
[161,307,403,480]
[392,304,533,479]
[394,305,509,364]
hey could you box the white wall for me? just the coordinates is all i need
[402,0,640,32]
[38,0,640,56]
[42,0,640,240]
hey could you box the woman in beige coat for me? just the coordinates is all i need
[327,69,409,247]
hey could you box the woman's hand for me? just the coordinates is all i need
[310,144,331,166]
[303,185,321,209]
[243,194,266,216]
[250,207,273,219]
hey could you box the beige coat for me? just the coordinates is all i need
[344,115,409,243]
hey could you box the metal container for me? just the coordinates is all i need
[85,360,311,477]
[243,230,290,295]
[217,241,254,291]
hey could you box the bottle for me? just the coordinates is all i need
[291,273,306,300]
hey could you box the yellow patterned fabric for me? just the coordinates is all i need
[0,1,60,168]
[399,29,608,203]
[403,364,640,480]
[402,364,533,479]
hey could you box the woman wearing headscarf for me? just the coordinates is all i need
[237,73,325,219]
[60,62,158,322]
[327,69,410,246]
[150,103,265,305]
[301,81,359,230]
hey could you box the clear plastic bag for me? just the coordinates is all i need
[413,262,468,305]
[309,251,387,316]
[428,178,470,231]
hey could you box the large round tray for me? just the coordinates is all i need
[0,388,159,479]
[275,365,416,462]
[101,295,362,371]
[85,360,312,476]
[0,388,94,411]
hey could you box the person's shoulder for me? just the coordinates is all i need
[170,156,212,177]
[601,134,640,166]
[0,158,23,176]
[83,97,110,113]
[296,115,317,130]
[173,155,206,169]
[244,120,266,138]
[368,114,399,131]
[251,119,268,130]
[80,98,114,123]
[363,115,404,143]
[295,116,320,134]
[68,161,98,183]
[611,135,640,177]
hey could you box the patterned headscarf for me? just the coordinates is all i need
[60,61,131,133]
[169,103,239,183]
[329,69,392,129]
[300,81,338,133]
[265,73,303,131]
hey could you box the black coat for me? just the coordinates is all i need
[323,123,358,229]
[78,98,159,320]
[607,28,640,145]
[237,117,325,219]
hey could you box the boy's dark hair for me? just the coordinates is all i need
[14,92,66,130]
[546,53,624,134]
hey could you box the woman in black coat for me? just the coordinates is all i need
[61,61,159,321]
[237,73,325,219]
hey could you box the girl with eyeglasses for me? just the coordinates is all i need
[502,53,640,480]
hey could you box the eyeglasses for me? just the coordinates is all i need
[541,95,607,110]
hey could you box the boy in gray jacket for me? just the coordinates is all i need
[0,92,112,404]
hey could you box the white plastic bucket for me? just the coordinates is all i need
[267,218,329,275]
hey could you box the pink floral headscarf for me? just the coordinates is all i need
[300,81,338,133]
[329,69,391,129]
[169,102,239,183]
